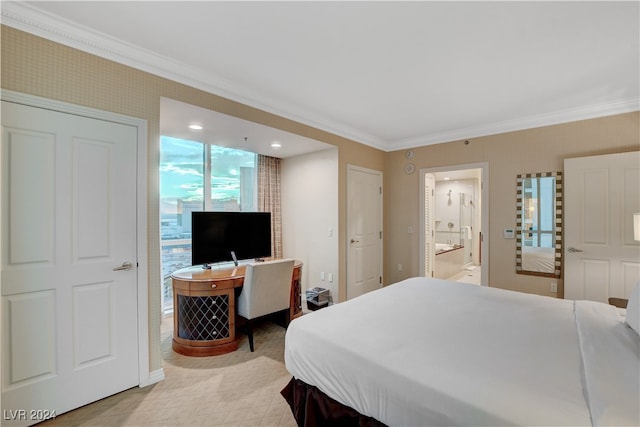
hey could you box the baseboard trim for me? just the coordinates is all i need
[140,368,165,388]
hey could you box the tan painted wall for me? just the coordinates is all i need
[386,112,640,296]
[0,26,385,371]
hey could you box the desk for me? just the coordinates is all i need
[171,260,303,356]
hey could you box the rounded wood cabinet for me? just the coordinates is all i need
[171,260,303,356]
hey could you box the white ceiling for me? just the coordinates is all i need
[160,98,334,158]
[3,1,638,153]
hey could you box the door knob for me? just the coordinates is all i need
[113,261,133,271]
[350,239,360,244]
[567,247,583,253]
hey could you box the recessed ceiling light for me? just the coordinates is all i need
[271,142,282,149]
[189,124,203,130]
[443,177,450,180]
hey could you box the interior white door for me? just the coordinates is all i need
[347,165,383,299]
[564,151,640,302]
[1,101,139,425]
[423,173,436,277]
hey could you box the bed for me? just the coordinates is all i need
[521,246,555,273]
[282,277,640,426]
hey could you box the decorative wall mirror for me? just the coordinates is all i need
[516,172,562,278]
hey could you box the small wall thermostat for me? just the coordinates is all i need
[503,228,515,239]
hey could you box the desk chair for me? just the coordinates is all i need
[236,258,295,352]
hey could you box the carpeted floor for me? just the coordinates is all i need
[40,316,298,426]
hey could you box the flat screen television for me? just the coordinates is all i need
[191,211,272,268]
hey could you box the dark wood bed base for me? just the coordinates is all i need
[281,377,387,427]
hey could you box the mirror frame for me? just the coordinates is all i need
[516,171,562,278]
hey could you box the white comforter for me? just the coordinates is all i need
[284,277,640,426]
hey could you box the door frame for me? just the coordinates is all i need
[422,173,436,278]
[346,164,383,300]
[1,89,153,387]
[419,162,490,286]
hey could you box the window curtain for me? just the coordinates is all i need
[257,155,282,259]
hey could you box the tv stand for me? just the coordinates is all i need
[171,259,303,356]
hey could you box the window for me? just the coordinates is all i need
[522,176,555,247]
[160,136,257,312]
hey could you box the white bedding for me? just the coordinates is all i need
[284,277,640,426]
[521,246,555,272]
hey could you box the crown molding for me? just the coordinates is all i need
[1,2,387,151]
[2,2,638,153]
[391,97,640,151]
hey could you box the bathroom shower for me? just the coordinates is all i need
[433,180,477,280]
[421,165,486,286]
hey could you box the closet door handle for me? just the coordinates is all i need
[113,261,133,271]
[568,247,583,253]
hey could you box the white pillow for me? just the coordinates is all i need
[626,282,640,335]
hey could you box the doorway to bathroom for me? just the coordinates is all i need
[419,163,489,286]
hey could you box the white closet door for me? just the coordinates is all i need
[564,151,640,302]
[2,101,140,425]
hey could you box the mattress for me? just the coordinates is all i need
[284,277,640,426]
[521,246,555,272]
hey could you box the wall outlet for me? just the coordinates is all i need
[397,263,403,271]
[550,282,557,293]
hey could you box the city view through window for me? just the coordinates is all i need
[160,136,257,312]
[522,176,554,247]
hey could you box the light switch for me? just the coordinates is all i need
[328,273,333,282]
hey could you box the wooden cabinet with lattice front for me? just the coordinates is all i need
[172,277,240,356]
